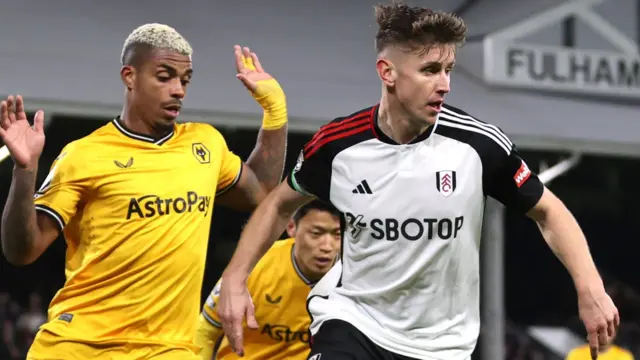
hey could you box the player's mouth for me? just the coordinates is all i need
[427,101,443,112]
[163,104,181,119]
[314,256,333,268]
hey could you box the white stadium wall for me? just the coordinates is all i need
[1,0,639,154]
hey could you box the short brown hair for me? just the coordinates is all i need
[374,1,467,53]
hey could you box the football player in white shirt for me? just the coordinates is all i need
[215,2,619,360]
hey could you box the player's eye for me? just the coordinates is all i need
[422,66,440,74]
[156,73,171,82]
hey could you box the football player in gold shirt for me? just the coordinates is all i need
[566,331,634,360]
[566,344,634,360]
[196,200,341,360]
[0,23,288,359]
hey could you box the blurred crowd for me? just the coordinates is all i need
[505,324,561,360]
[504,278,640,360]
[563,280,640,358]
[0,292,46,359]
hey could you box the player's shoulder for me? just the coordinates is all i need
[177,121,219,133]
[176,122,224,139]
[435,103,513,155]
[325,105,376,126]
[304,105,376,158]
[249,238,295,287]
[613,346,635,357]
[269,237,296,253]
[54,121,116,163]
[256,238,295,269]
[176,122,229,149]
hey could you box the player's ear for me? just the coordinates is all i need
[376,57,395,87]
[286,219,296,238]
[120,65,135,91]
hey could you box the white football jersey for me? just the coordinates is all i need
[286,104,543,360]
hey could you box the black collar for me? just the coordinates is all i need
[112,116,174,146]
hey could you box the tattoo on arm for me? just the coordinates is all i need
[245,125,287,192]
[1,167,39,264]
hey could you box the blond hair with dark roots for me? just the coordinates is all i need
[374,1,467,54]
[120,23,193,65]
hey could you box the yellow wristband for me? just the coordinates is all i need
[252,79,288,130]
[261,103,288,130]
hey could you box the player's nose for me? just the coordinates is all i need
[169,79,186,99]
[318,235,338,253]
[436,72,450,95]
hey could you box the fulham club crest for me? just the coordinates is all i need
[436,170,457,197]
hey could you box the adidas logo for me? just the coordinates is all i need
[352,180,372,194]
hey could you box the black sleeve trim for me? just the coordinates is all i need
[35,204,65,231]
[216,162,244,196]
[512,177,545,214]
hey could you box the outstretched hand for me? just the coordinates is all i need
[0,95,45,170]
[233,45,287,129]
[234,45,274,93]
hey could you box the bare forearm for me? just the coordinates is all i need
[246,125,287,192]
[223,198,294,281]
[536,206,602,292]
[1,166,39,264]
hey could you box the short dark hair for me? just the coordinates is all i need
[121,43,155,68]
[374,1,467,53]
[293,200,341,225]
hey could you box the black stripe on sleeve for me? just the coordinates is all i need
[34,204,65,231]
[216,163,244,196]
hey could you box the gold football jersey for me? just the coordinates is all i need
[32,118,242,352]
[198,238,316,359]
[565,345,634,360]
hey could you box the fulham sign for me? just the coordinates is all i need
[483,0,640,99]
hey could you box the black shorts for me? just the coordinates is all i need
[307,319,418,360]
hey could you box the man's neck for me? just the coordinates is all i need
[293,249,321,284]
[120,106,171,140]
[378,94,431,145]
